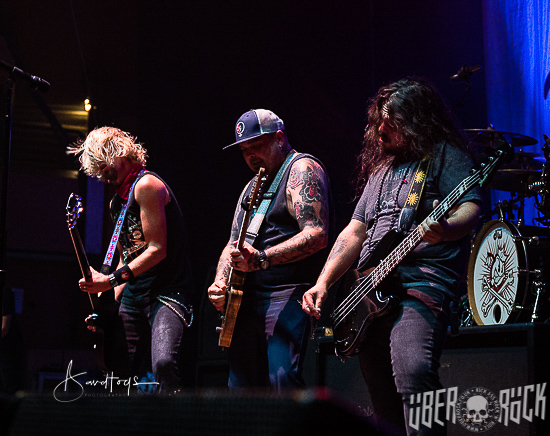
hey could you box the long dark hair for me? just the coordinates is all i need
[354,77,468,196]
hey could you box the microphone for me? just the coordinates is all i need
[0,59,50,92]
[450,64,482,82]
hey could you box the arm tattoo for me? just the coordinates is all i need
[217,257,231,281]
[294,202,323,227]
[319,236,353,278]
[292,162,328,230]
[269,231,320,265]
[265,160,329,267]
[298,166,323,203]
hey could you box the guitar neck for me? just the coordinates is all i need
[236,209,253,250]
[369,170,484,288]
[69,226,92,281]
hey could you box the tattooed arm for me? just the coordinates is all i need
[228,157,330,272]
[302,218,367,319]
[207,185,247,311]
[270,157,330,263]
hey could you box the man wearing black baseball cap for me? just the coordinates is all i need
[208,109,332,389]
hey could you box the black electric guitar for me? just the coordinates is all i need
[66,193,107,372]
[217,168,265,348]
[331,144,512,360]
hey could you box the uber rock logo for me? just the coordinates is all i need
[456,387,500,432]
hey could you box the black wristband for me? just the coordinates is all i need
[110,265,134,288]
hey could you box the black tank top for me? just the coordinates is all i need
[240,153,333,297]
[110,172,194,306]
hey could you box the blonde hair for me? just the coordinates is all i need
[67,126,148,178]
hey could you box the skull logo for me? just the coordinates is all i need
[466,395,488,423]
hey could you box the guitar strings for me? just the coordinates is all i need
[332,229,421,326]
[332,158,496,327]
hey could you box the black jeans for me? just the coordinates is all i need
[358,295,450,436]
[119,294,190,394]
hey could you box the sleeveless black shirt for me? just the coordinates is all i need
[110,172,194,306]
[238,153,332,298]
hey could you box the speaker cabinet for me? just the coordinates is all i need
[440,323,550,435]
[303,330,372,418]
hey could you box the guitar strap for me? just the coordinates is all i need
[397,157,431,234]
[100,169,147,274]
[245,151,297,244]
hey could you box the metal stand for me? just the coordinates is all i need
[0,60,50,317]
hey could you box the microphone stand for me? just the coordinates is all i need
[451,65,481,114]
[0,60,49,318]
[0,76,12,320]
[452,75,473,114]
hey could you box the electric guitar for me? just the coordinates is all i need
[331,143,512,360]
[66,193,107,372]
[217,168,265,348]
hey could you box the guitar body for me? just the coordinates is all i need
[332,230,403,360]
[330,143,512,361]
[217,269,245,347]
[216,168,265,348]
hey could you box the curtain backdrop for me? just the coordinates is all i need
[482,0,550,225]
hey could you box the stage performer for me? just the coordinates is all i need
[68,126,194,394]
[208,109,332,389]
[302,78,482,435]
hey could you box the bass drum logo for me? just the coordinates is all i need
[456,387,500,432]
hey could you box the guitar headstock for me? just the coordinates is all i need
[66,193,83,230]
[474,139,514,188]
[242,167,266,211]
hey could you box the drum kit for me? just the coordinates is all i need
[461,128,550,327]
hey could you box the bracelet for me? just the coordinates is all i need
[108,265,134,288]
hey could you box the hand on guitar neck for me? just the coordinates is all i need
[66,193,108,372]
[208,167,266,347]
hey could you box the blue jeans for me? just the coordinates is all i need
[119,294,189,394]
[358,294,450,436]
[227,294,311,390]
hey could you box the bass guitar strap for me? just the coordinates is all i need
[397,157,431,234]
[245,151,297,244]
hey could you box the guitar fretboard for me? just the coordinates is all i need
[333,150,504,325]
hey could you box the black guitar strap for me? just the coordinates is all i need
[397,157,431,234]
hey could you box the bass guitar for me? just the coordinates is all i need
[217,168,265,348]
[66,193,107,372]
[331,143,512,360]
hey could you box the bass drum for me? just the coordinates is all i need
[467,220,549,325]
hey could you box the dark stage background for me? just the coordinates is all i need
[0,0,487,392]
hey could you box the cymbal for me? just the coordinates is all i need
[500,150,543,170]
[465,129,538,147]
[490,169,541,194]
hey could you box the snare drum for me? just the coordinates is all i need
[467,220,549,325]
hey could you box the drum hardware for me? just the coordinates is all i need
[530,281,546,322]
[488,199,521,222]
[530,134,550,221]
[465,127,538,149]
[513,235,540,245]
[457,294,475,327]
[489,169,541,197]
[503,150,543,170]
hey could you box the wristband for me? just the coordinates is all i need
[109,265,134,288]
